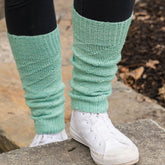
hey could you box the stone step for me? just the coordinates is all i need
[0,0,4,20]
[0,119,164,165]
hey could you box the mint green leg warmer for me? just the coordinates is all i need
[69,7,133,113]
[7,26,65,134]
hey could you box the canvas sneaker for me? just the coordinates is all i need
[70,110,139,165]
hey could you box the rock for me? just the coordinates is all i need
[108,80,165,129]
[0,119,164,165]
[0,18,6,32]
[0,32,14,63]
[0,131,19,153]
[0,0,4,20]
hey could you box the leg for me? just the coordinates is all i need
[69,0,139,164]
[5,0,68,147]
[74,0,135,22]
[5,0,57,35]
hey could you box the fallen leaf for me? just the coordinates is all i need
[143,74,147,79]
[144,96,152,103]
[126,66,144,80]
[158,84,165,101]
[161,26,165,31]
[119,66,129,73]
[146,59,159,69]
[136,95,145,102]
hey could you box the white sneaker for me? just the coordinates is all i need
[70,110,139,165]
[29,129,68,147]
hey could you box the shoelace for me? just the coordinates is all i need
[80,112,128,146]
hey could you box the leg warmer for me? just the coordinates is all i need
[7,26,65,134]
[69,6,133,113]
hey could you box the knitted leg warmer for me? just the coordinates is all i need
[7,26,65,134]
[69,6,133,113]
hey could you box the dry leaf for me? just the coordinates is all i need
[120,67,129,73]
[143,74,147,79]
[161,26,165,31]
[146,59,159,69]
[144,96,152,103]
[136,95,145,102]
[126,66,144,80]
[158,84,165,101]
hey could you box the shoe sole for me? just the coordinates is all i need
[70,126,139,165]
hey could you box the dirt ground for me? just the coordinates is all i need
[117,0,165,107]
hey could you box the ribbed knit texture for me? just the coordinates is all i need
[7,26,65,134]
[69,6,133,113]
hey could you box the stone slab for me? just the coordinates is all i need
[108,80,165,128]
[0,119,164,165]
[0,0,4,19]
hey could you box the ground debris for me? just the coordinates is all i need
[118,0,165,107]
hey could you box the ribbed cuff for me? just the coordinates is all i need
[70,94,110,113]
[7,25,61,60]
[72,5,133,47]
[34,111,65,134]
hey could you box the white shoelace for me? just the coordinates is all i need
[70,110,139,162]
[79,112,130,147]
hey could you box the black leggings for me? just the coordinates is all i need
[5,0,135,36]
